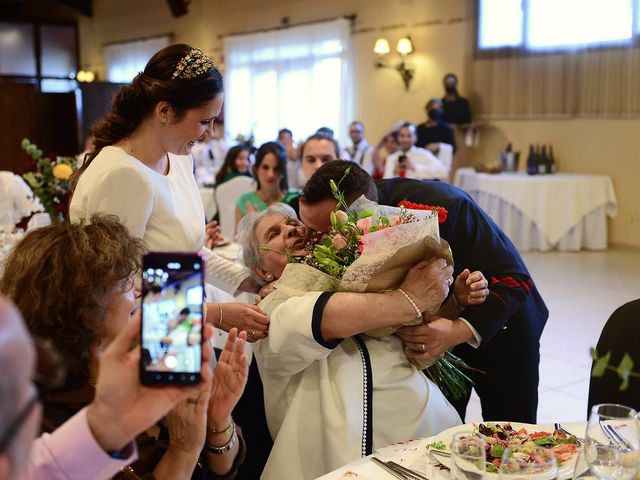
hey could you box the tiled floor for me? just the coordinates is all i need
[464,245,640,424]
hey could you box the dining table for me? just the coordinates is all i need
[316,421,589,480]
[453,168,618,252]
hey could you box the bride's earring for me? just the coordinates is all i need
[265,273,274,281]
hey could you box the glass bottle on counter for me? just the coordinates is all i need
[548,145,556,173]
[526,144,538,175]
[537,145,548,174]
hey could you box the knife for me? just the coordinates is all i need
[371,456,409,479]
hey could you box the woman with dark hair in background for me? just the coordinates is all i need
[234,141,298,229]
[69,44,269,343]
[214,144,252,187]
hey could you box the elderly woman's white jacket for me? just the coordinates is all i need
[255,289,461,480]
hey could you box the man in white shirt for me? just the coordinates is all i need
[192,123,228,186]
[383,122,450,181]
[345,121,375,176]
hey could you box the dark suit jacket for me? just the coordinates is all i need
[375,178,548,347]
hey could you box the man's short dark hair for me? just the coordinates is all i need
[301,160,378,206]
[278,128,292,138]
[299,132,341,160]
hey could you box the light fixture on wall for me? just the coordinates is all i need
[374,35,415,91]
[75,70,95,82]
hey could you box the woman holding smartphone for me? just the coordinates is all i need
[69,44,270,343]
[0,215,249,479]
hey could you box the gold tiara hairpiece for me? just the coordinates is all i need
[171,48,216,80]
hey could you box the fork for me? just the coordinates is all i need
[555,422,584,444]
[600,421,634,450]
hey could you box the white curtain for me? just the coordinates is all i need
[104,35,170,83]
[223,18,353,147]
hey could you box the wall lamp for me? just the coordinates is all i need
[374,35,415,91]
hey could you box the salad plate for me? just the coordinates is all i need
[426,422,581,480]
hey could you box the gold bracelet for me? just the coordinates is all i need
[208,417,234,436]
[218,303,223,329]
[398,288,423,321]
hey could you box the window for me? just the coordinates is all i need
[104,35,170,83]
[223,18,353,146]
[0,22,77,92]
[478,0,637,51]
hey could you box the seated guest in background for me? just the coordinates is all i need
[294,132,341,190]
[0,294,222,480]
[588,299,640,413]
[0,171,41,231]
[416,98,456,154]
[277,128,301,190]
[237,204,461,479]
[371,130,399,180]
[442,73,472,127]
[299,161,549,423]
[214,144,253,187]
[383,122,449,181]
[192,121,229,184]
[345,121,375,175]
[0,215,249,479]
[235,141,298,230]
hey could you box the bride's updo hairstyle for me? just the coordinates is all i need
[70,44,223,190]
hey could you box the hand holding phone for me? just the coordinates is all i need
[140,252,205,386]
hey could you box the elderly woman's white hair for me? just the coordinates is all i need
[236,202,298,281]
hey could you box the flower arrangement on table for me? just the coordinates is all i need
[269,168,473,400]
[20,138,78,224]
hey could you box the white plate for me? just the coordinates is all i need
[427,422,579,480]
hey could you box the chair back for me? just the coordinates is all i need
[215,176,256,239]
[436,142,454,170]
[587,299,640,414]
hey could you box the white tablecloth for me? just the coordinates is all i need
[453,168,618,252]
[317,422,587,480]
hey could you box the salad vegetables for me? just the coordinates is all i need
[427,423,579,474]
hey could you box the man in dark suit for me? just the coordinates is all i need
[298,160,549,423]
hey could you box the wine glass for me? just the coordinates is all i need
[499,446,558,480]
[450,431,486,480]
[584,404,639,480]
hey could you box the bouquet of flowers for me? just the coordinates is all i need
[273,169,474,400]
[21,138,77,224]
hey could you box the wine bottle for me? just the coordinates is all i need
[537,144,546,174]
[526,144,537,175]
[549,145,556,174]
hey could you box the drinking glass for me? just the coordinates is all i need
[584,404,639,480]
[451,431,486,480]
[499,446,558,480]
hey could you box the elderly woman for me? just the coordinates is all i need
[237,203,462,480]
[0,215,248,480]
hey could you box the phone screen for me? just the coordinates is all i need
[140,252,204,385]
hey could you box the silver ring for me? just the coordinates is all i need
[250,329,255,337]
[420,343,426,353]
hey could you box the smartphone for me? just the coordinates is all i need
[140,252,204,386]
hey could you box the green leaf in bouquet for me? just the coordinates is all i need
[23,172,43,188]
